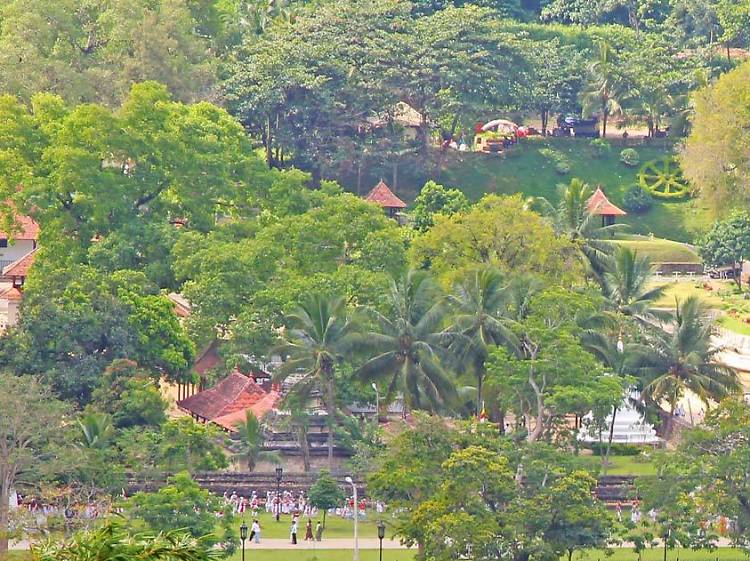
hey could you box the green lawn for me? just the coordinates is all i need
[579,455,657,476]
[224,549,749,561]
[650,281,726,309]
[432,138,712,242]
[227,511,382,540]
[228,550,414,561]
[614,237,700,264]
[716,314,750,335]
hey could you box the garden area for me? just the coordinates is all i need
[436,138,712,242]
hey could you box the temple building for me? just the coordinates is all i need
[176,369,280,432]
[587,186,627,226]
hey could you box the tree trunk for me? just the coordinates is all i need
[734,261,742,290]
[326,376,335,470]
[602,406,618,475]
[602,108,608,138]
[476,371,483,418]
[541,110,548,136]
[298,424,311,472]
[527,366,545,442]
[322,509,327,530]
[391,161,398,193]
[265,114,274,168]
[0,481,9,559]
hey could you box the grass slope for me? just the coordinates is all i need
[614,236,701,263]
[433,138,712,242]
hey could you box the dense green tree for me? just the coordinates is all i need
[682,61,750,212]
[410,194,581,286]
[580,40,628,137]
[0,0,218,105]
[0,373,68,558]
[124,472,235,551]
[600,245,664,321]
[308,470,345,529]
[698,211,750,289]
[411,181,469,232]
[90,360,167,429]
[0,267,193,403]
[157,418,229,473]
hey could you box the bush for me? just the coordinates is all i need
[622,184,653,213]
[619,148,640,167]
[588,442,642,456]
[590,138,611,158]
[555,161,571,175]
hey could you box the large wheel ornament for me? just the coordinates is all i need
[638,157,690,199]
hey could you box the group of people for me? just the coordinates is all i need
[222,490,387,545]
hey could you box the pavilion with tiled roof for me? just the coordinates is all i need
[0,214,40,242]
[176,369,280,432]
[587,186,627,226]
[365,180,407,218]
[2,247,37,287]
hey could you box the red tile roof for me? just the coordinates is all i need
[0,213,40,241]
[2,248,37,278]
[0,287,23,301]
[176,369,279,431]
[192,340,222,377]
[365,180,407,209]
[587,187,627,216]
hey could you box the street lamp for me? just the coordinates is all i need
[377,520,385,561]
[371,383,379,424]
[345,476,360,561]
[275,466,283,522]
[239,521,248,561]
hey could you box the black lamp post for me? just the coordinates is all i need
[377,520,385,561]
[239,521,248,561]
[275,466,283,522]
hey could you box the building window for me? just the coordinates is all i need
[0,239,7,248]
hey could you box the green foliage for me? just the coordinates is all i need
[589,138,612,158]
[230,411,280,471]
[698,211,750,276]
[124,472,236,552]
[411,181,469,232]
[34,521,222,561]
[586,442,642,456]
[90,360,167,429]
[620,148,640,166]
[157,418,229,473]
[622,184,653,213]
[308,470,345,515]
[639,157,691,199]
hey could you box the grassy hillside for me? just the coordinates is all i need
[431,138,712,242]
[614,236,701,263]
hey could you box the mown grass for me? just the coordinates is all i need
[613,238,700,264]
[579,454,658,476]
[224,511,382,540]
[432,138,712,242]
[650,281,726,309]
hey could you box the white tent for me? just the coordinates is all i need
[578,391,662,445]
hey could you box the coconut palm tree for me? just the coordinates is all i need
[445,267,519,417]
[581,330,643,473]
[354,270,456,413]
[231,411,281,471]
[638,297,739,427]
[580,40,627,138]
[600,245,666,324]
[274,293,357,469]
[535,178,618,278]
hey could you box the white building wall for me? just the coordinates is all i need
[0,239,35,270]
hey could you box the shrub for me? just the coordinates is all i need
[590,138,611,158]
[619,148,640,167]
[588,442,642,456]
[555,161,571,175]
[638,157,691,200]
[622,184,653,213]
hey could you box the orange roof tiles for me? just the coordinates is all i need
[176,369,280,432]
[587,187,627,216]
[365,180,407,209]
[2,248,37,278]
[0,214,40,241]
[0,287,23,301]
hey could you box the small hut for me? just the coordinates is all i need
[364,180,407,218]
[587,187,627,226]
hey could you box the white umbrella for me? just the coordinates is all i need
[481,119,518,132]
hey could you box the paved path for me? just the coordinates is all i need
[243,538,409,550]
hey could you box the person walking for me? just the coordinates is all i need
[250,519,261,544]
[305,519,314,541]
[290,519,298,544]
[315,521,323,542]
